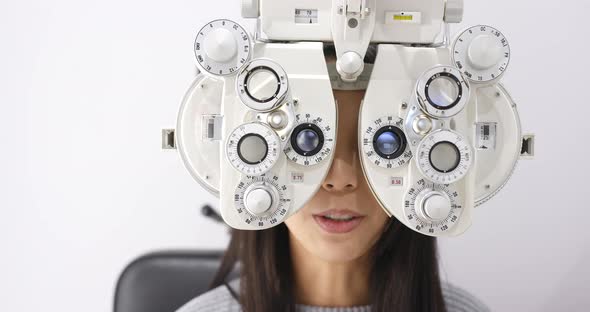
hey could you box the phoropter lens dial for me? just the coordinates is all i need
[284,114,334,166]
[416,66,470,119]
[237,58,289,112]
[226,122,281,175]
[234,174,292,229]
[416,129,473,184]
[404,179,464,236]
[362,116,412,169]
[452,25,511,83]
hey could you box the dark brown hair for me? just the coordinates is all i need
[209,217,447,312]
[208,43,447,311]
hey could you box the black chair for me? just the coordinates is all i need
[113,250,235,312]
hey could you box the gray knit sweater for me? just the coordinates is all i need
[176,278,490,312]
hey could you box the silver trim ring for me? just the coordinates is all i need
[236,58,289,112]
[416,65,470,119]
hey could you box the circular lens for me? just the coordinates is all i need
[429,141,460,173]
[245,67,279,102]
[290,124,324,157]
[376,131,401,156]
[372,126,407,160]
[427,76,459,109]
[296,129,320,153]
[237,134,268,165]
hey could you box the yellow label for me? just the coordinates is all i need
[393,14,413,21]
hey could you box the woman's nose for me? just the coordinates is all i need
[322,154,359,192]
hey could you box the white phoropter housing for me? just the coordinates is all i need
[176,18,338,230]
[163,0,535,236]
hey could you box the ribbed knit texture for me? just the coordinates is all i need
[176,278,490,312]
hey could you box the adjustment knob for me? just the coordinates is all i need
[412,115,432,135]
[468,35,503,70]
[452,25,510,83]
[204,28,238,63]
[404,180,463,236]
[420,192,451,221]
[336,51,364,81]
[234,175,292,229]
[194,19,251,76]
[244,187,273,216]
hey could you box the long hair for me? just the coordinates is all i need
[209,216,447,312]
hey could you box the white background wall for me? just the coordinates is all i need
[2,0,588,311]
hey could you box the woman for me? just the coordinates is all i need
[177,45,489,312]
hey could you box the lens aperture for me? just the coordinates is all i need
[296,129,320,153]
[372,126,406,160]
[245,67,279,103]
[428,76,459,108]
[290,123,324,157]
[376,131,401,156]
[429,141,460,173]
[237,134,268,164]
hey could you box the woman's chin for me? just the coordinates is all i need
[311,238,372,263]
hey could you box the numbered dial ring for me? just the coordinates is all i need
[234,174,292,229]
[226,123,281,175]
[363,116,412,169]
[452,25,511,83]
[404,179,464,236]
[417,66,470,119]
[237,58,289,112]
[416,130,473,184]
[285,114,334,166]
[194,19,251,76]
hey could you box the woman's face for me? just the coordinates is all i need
[285,89,390,263]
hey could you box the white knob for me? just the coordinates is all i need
[467,35,503,70]
[204,28,237,63]
[336,51,364,81]
[245,187,273,216]
[421,193,451,221]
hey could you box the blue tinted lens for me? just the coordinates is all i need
[296,129,320,152]
[376,131,400,155]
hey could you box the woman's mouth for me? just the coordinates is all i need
[313,209,365,234]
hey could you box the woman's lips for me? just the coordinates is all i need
[312,209,365,234]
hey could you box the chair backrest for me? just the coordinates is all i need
[114,250,234,312]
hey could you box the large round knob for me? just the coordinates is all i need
[452,25,510,83]
[336,51,364,81]
[204,28,238,63]
[420,192,452,221]
[467,35,503,70]
[244,187,273,216]
[194,19,251,76]
[403,180,463,236]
